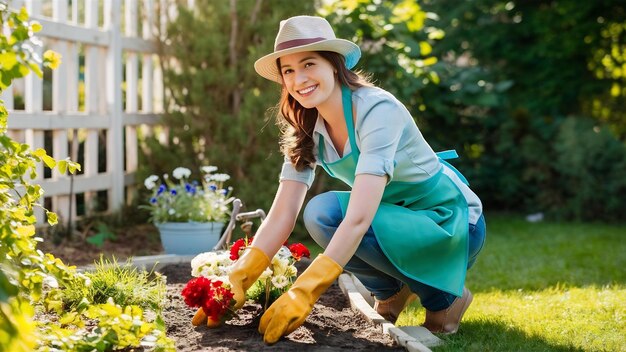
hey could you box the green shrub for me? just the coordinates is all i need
[552,116,626,221]
[0,5,174,351]
[37,298,175,352]
[0,5,77,351]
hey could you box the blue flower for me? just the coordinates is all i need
[185,183,196,195]
[170,189,177,195]
[221,189,228,195]
[150,197,157,204]
[209,185,217,191]
[157,184,166,195]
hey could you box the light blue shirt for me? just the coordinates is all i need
[279,86,482,224]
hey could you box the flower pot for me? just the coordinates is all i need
[156,222,225,255]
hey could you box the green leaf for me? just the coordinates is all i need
[85,233,105,247]
[33,148,47,158]
[42,154,56,168]
[67,160,81,174]
[0,52,18,70]
[18,7,29,22]
[86,223,116,248]
[28,61,42,78]
[57,160,67,174]
[46,211,58,226]
[59,311,79,325]
[0,271,19,302]
[30,21,42,33]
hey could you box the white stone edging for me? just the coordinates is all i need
[78,254,195,272]
[338,273,444,352]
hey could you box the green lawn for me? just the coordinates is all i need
[394,213,626,352]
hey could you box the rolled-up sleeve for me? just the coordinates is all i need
[355,100,404,182]
[279,158,315,188]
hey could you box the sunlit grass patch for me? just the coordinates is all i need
[63,256,166,312]
[395,213,626,352]
[399,285,625,351]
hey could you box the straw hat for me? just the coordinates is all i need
[254,16,361,83]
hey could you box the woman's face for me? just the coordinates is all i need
[279,51,338,109]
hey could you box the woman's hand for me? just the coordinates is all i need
[258,254,342,344]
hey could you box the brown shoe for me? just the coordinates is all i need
[374,285,417,323]
[422,287,473,334]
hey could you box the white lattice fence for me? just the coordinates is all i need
[3,0,167,226]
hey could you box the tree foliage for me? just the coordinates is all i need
[142,0,315,216]
[419,0,626,220]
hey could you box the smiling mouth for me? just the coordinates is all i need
[297,85,318,96]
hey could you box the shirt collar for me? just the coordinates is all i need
[312,114,331,141]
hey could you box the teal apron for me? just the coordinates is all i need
[318,86,469,297]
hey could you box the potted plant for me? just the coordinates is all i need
[143,166,234,255]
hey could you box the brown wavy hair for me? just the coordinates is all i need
[276,51,372,171]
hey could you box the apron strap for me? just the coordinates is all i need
[318,135,335,178]
[436,150,469,186]
[317,86,356,178]
[341,85,359,162]
[436,149,458,160]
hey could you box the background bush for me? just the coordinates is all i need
[142,0,626,223]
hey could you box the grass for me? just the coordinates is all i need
[63,256,166,313]
[393,213,626,352]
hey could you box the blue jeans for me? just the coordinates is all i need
[303,191,486,311]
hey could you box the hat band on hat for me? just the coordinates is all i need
[275,37,326,51]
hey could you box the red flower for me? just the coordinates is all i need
[288,243,310,261]
[181,277,235,323]
[229,236,253,260]
[181,277,212,308]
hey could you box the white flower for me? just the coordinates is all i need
[258,267,273,281]
[277,246,292,259]
[271,275,289,289]
[191,252,216,276]
[144,175,159,190]
[271,256,290,276]
[285,264,297,278]
[191,251,233,277]
[172,167,192,180]
[168,209,175,215]
[201,165,218,173]
[210,173,230,182]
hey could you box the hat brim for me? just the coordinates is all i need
[254,39,361,83]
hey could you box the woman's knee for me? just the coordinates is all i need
[303,192,343,245]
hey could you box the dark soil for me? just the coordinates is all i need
[160,263,403,351]
[38,223,164,266]
[40,224,403,351]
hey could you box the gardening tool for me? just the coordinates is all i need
[212,198,267,251]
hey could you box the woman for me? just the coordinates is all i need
[193,15,486,345]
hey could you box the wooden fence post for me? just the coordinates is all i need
[105,0,125,215]
[125,0,139,205]
[84,0,101,217]
[51,0,71,226]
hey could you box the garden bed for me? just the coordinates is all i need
[160,262,403,351]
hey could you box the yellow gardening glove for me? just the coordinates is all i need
[258,254,343,344]
[191,246,270,327]
[191,308,221,327]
